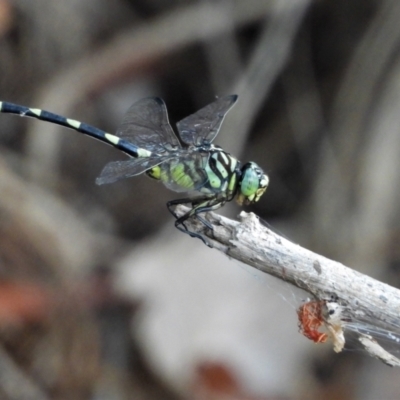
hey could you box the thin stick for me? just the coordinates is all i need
[175,206,400,366]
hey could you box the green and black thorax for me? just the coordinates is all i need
[147,144,241,199]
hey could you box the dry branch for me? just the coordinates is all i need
[176,206,400,366]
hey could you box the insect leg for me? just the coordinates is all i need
[166,197,195,220]
[166,197,219,246]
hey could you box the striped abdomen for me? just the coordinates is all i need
[0,101,149,159]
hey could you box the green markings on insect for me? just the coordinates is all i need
[170,162,195,190]
[104,133,120,146]
[66,118,81,130]
[147,165,162,180]
[215,152,230,178]
[0,95,269,247]
[136,148,152,157]
[29,108,42,117]
[228,173,238,193]
[204,162,221,189]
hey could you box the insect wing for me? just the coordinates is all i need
[96,155,173,185]
[117,97,180,153]
[177,95,237,146]
[160,152,209,193]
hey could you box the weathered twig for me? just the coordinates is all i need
[176,206,400,366]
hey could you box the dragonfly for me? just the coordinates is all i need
[0,95,269,246]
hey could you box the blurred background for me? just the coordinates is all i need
[0,0,399,399]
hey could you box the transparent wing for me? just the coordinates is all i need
[160,152,209,193]
[177,95,238,146]
[96,155,173,185]
[117,97,181,153]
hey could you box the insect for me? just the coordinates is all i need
[0,95,269,246]
[297,300,328,343]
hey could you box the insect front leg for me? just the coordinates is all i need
[166,196,219,246]
[167,197,200,234]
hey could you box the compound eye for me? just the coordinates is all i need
[236,163,268,205]
[240,167,259,198]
